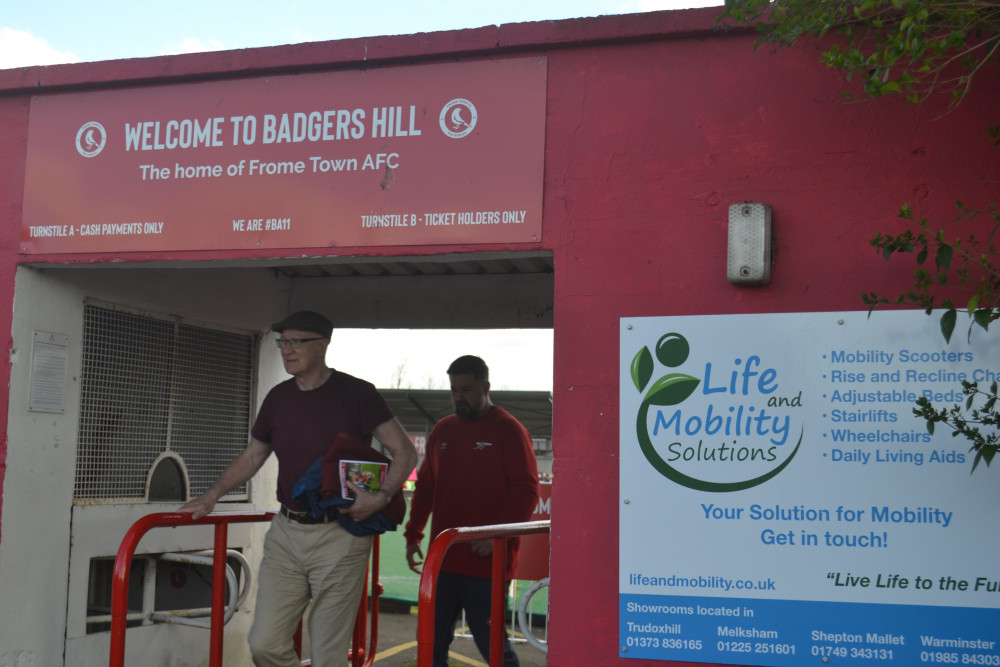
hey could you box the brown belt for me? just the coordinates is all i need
[280,505,334,525]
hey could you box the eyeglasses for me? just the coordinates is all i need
[275,337,324,350]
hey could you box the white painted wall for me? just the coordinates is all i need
[0,264,288,667]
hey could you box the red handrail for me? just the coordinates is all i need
[416,520,550,667]
[109,510,383,667]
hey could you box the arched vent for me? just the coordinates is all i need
[148,455,187,502]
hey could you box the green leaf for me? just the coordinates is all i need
[644,373,701,406]
[630,346,654,393]
[966,293,980,315]
[940,309,957,343]
[981,446,996,467]
[973,308,993,331]
[936,244,953,270]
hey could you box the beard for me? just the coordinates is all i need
[454,402,478,420]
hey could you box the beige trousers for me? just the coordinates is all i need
[248,513,372,667]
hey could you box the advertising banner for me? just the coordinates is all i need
[517,481,552,581]
[21,57,546,254]
[619,311,999,665]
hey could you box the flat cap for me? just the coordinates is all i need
[271,311,333,338]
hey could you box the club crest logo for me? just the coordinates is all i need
[630,332,802,492]
[76,121,107,158]
[439,99,477,139]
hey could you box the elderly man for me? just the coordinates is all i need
[181,310,416,667]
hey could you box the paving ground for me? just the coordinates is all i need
[359,603,548,667]
[303,529,549,665]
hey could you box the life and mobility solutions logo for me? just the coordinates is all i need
[439,99,477,138]
[630,332,803,492]
[75,121,107,157]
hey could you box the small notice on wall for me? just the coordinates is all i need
[29,331,69,413]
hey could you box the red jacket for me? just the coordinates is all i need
[405,406,539,579]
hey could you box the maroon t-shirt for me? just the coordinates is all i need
[251,370,393,511]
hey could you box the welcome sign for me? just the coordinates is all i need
[21,57,546,254]
[619,311,999,665]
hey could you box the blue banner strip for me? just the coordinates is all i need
[620,594,1000,665]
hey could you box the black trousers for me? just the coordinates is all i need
[433,571,520,667]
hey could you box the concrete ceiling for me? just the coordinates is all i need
[270,251,554,279]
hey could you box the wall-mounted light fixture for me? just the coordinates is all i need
[727,203,772,285]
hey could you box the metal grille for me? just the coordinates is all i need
[74,305,254,501]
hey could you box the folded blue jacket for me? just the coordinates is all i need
[290,457,399,536]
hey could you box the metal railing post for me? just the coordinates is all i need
[109,511,382,667]
[210,522,229,667]
[490,537,506,664]
[363,534,381,667]
[110,511,274,667]
[416,520,550,667]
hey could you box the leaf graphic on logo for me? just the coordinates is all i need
[644,373,700,406]
[631,346,654,392]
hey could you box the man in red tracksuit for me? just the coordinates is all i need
[405,355,539,667]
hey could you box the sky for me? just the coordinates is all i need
[1,0,715,391]
[327,328,556,391]
[0,0,718,69]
